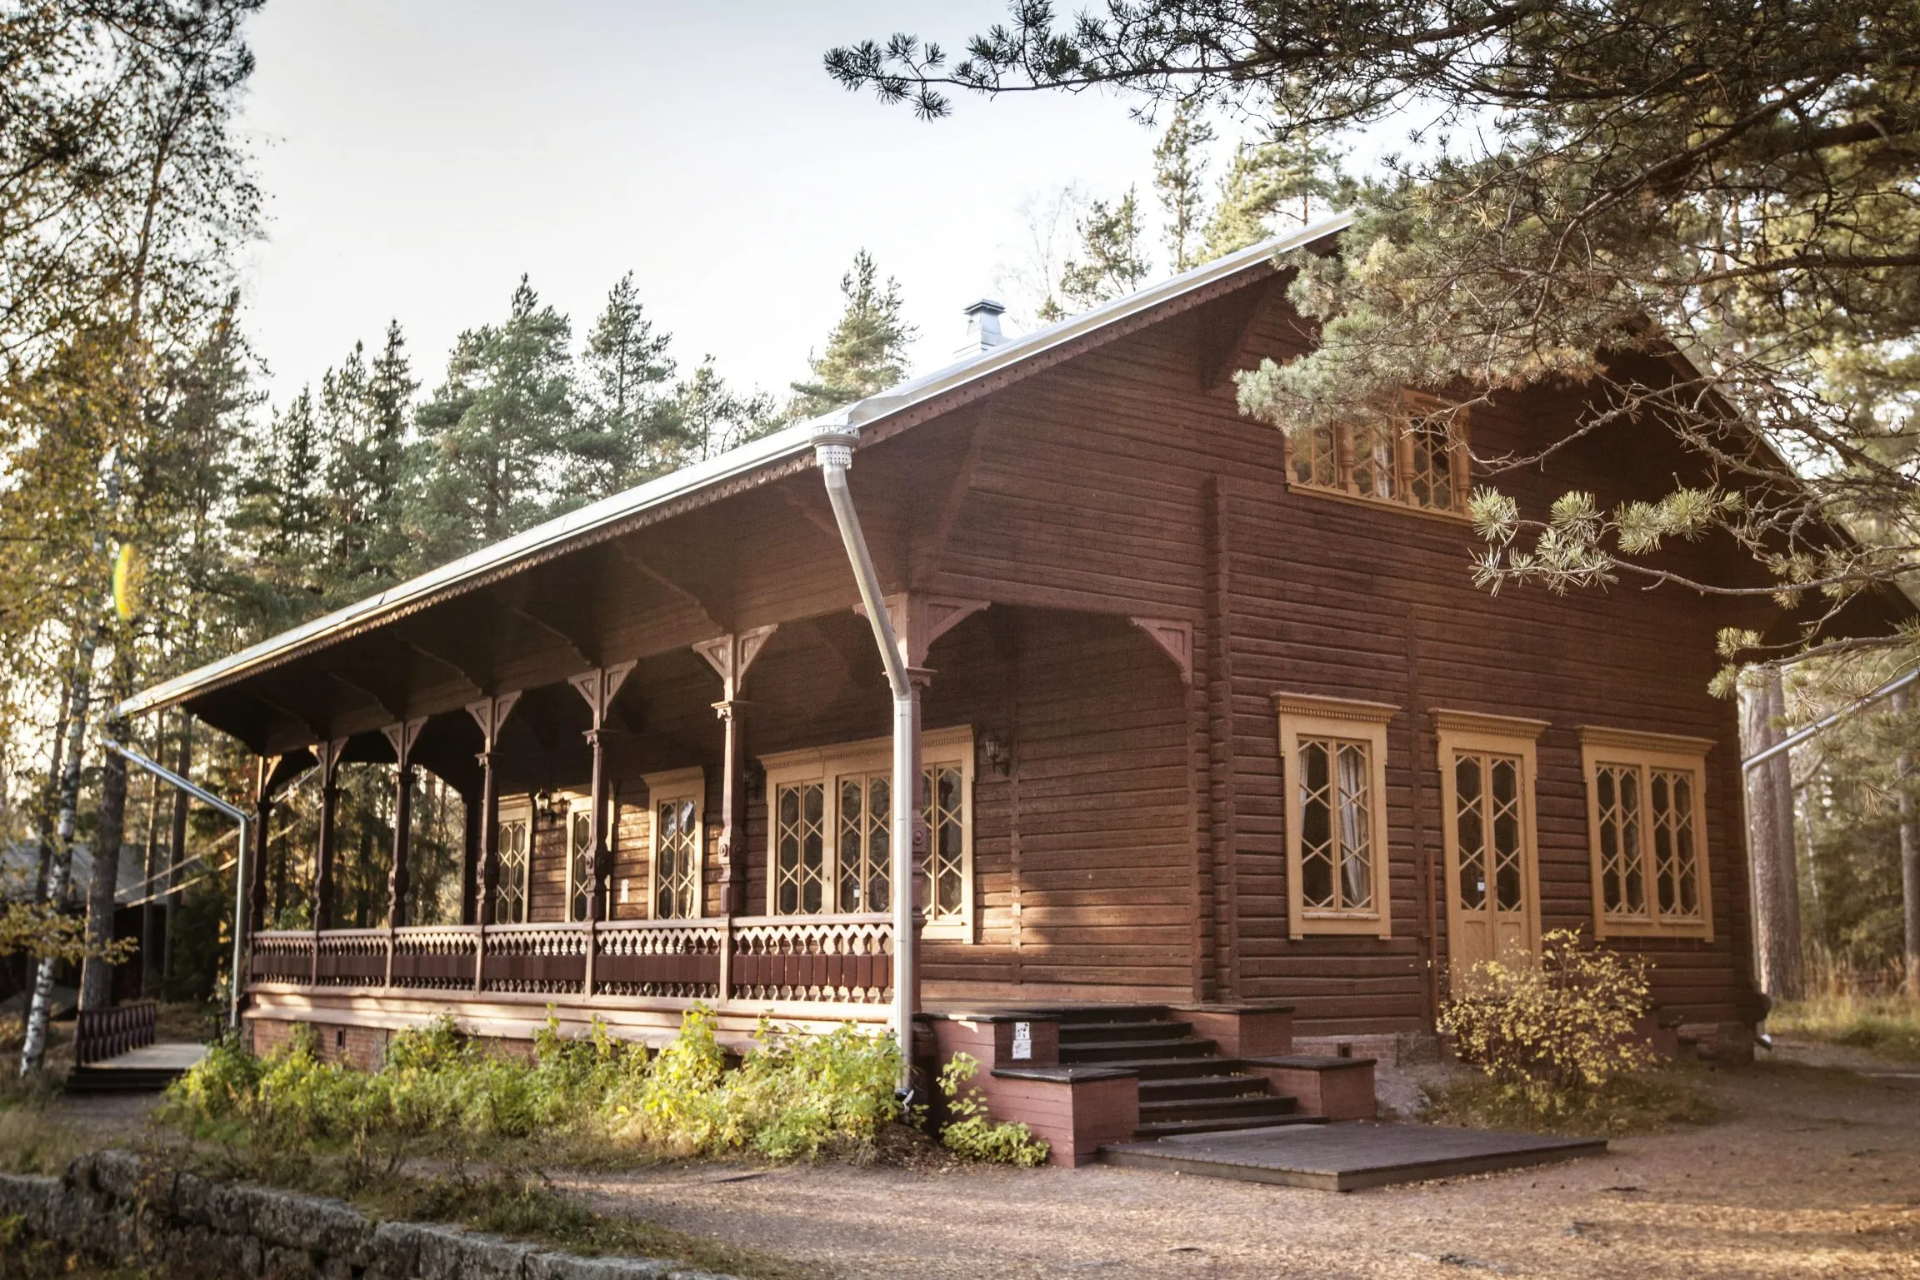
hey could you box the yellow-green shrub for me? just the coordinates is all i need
[165,1007,903,1164]
[936,1054,1049,1167]
[1438,928,1654,1094]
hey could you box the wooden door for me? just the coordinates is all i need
[1435,713,1547,983]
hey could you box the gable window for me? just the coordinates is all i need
[1287,391,1468,517]
[492,799,532,925]
[1577,727,1714,941]
[1274,693,1396,938]
[763,726,976,939]
[644,768,704,919]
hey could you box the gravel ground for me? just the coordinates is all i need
[558,1045,1920,1280]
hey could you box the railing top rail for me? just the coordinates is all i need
[594,917,726,932]
[480,921,591,935]
[308,928,391,940]
[732,913,893,928]
[392,924,482,938]
[251,930,324,941]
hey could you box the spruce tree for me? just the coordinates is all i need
[789,250,915,419]
[1153,105,1216,273]
[1058,187,1152,310]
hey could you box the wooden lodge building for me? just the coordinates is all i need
[123,217,1828,1157]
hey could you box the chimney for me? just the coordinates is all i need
[954,298,1007,360]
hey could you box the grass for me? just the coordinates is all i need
[0,1107,91,1175]
[1769,989,1920,1062]
[1421,1072,1720,1137]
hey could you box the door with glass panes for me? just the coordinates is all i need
[1436,716,1545,977]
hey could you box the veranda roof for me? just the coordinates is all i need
[119,214,1352,718]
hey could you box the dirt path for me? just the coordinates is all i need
[558,1053,1920,1279]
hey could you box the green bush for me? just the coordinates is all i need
[936,1054,1049,1167]
[163,1007,903,1165]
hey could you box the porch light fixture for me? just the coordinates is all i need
[979,729,1011,777]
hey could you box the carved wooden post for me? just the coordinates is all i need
[248,757,272,939]
[381,718,425,986]
[569,665,634,996]
[310,738,346,985]
[694,626,777,919]
[464,691,522,994]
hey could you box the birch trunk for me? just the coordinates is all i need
[19,633,98,1075]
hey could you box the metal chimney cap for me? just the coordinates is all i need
[962,298,1006,316]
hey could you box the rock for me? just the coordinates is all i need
[526,1252,677,1279]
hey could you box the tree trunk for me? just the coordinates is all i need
[1741,666,1804,1002]
[21,631,99,1076]
[140,760,162,996]
[161,713,193,992]
[32,676,72,905]
[1895,688,1919,997]
[79,714,131,1011]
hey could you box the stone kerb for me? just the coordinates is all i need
[0,1149,738,1280]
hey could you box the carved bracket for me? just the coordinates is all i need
[568,661,636,730]
[381,717,428,770]
[312,736,351,789]
[465,690,523,753]
[693,625,778,700]
[856,593,990,668]
[1131,617,1194,685]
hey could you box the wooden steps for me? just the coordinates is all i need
[1054,1005,1317,1140]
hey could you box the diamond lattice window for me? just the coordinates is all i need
[1579,728,1713,940]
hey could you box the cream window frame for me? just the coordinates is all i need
[1284,391,1471,521]
[493,797,533,925]
[643,768,705,920]
[1274,693,1397,939]
[759,725,976,940]
[1434,710,1548,965]
[1577,726,1715,941]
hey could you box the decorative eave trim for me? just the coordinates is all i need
[1432,709,1551,740]
[1271,692,1400,725]
[1575,725,1717,757]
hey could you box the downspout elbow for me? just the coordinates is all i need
[812,430,910,698]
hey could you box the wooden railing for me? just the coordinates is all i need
[247,913,892,1007]
[76,1000,156,1066]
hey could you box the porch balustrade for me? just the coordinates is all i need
[247,913,893,1008]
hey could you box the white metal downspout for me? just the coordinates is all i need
[811,429,919,1078]
[104,738,251,1031]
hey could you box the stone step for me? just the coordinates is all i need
[65,1067,186,1094]
[1137,1073,1275,1102]
[1057,1019,1193,1044]
[1138,1093,1299,1122]
[1058,1036,1218,1063]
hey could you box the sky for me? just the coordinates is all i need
[234,1,1206,410]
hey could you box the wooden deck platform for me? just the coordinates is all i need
[66,1042,208,1095]
[1100,1121,1607,1191]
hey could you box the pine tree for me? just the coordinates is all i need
[570,272,685,496]
[1058,187,1152,310]
[1153,106,1216,273]
[1200,131,1336,260]
[789,250,915,419]
[413,277,575,562]
[678,358,781,459]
